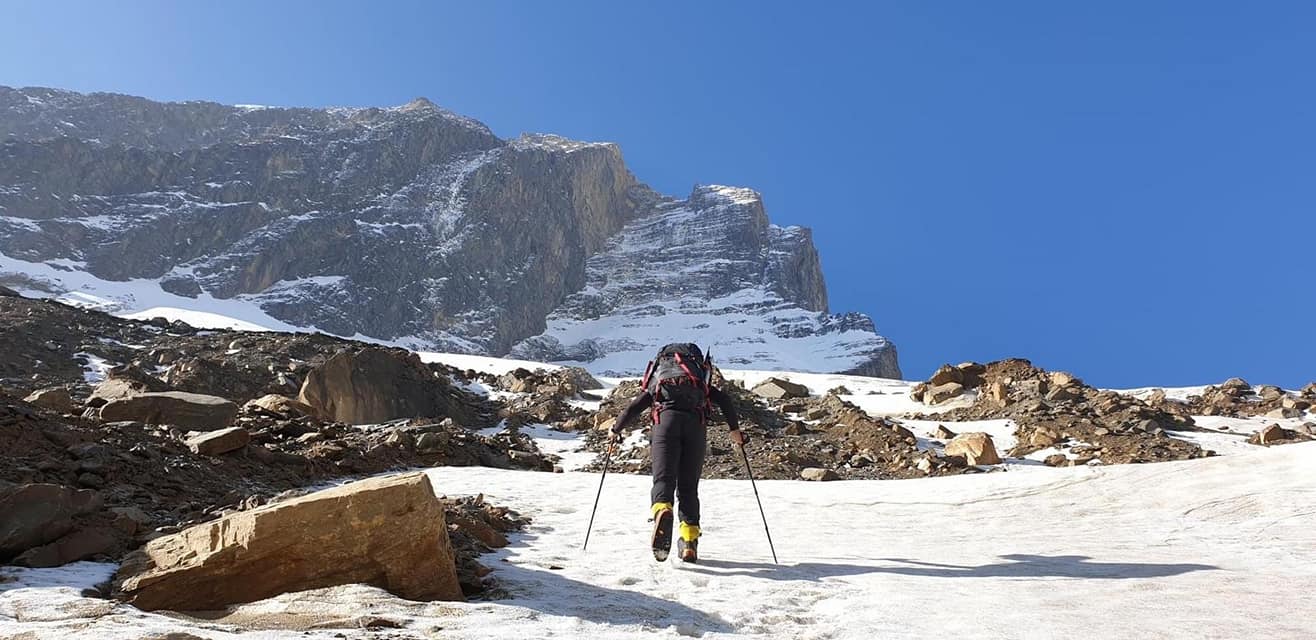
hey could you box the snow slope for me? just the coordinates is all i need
[5,440,1315,639]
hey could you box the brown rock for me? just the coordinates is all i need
[1221,377,1252,394]
[13,527,117,568]
[800,467,840,481]
[1043,454,1070,467]
[1266,407,1301,420]
[944,432,1002,466]
[1302,383,1316,398]
[929,364,963,387]
[1249,424,1292,445]
[1281,396,1310,412]
[114,472,462,610]
[298,347,463,424]
[23,388,75,413]
[933,425,957,440]
[1029,431,1060,447]
[0,483,104,560]
[186,427,251,456]
[751,378,811,400]
[100,391,238,430]
[245,394,319,419]
[986,380,1010,406]
[1048,371,1079,388]
[923,382,964,405]
[1258,385,1284,401]
[87,366,170,407]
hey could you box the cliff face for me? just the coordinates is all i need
[0,86,900,377]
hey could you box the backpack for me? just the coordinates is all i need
[640,343,714,423]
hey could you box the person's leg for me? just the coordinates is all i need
[650,414,677,513]
[675,416,707,529]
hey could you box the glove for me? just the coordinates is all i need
[608,430,623,445]
[729,430,747,447]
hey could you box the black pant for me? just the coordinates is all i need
[650,410,707,526]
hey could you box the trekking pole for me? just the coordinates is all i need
[582,440,615,552]
[737,443,778,564]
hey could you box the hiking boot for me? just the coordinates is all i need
[678,521,700,563]
[677,537,698,563]
[650,503,674,562]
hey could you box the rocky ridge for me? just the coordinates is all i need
[0,85,899,377]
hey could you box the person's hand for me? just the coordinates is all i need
[729,430,747,447]
[608,430,623,445]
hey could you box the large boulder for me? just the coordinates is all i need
[99,391,238,430]
[298,348,461,424]
[12,526,118,568]
[944,432,1003,466]
[114,472,462,611]
[0,483,103,561]
[751,378,811,400]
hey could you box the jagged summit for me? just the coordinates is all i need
[0,85,900,377]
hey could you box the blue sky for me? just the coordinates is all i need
[2,1,1313,387]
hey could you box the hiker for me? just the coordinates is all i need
[610,343,744,563]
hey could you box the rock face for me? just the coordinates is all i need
[113,472,462,611]
[298,347,469,425]
[99,391,238,430]
[0,85,898,378]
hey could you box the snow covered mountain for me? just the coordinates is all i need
[0,86,899,377]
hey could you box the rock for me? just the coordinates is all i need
[909,382,929,402]
[1043,454,1070,467]
[986,380,1009,406]
[1029,431,1060,447]
[923,382,964,405]
[559,366,603,391]
[1045,385,1082,402]
[0,483,103,560]
[186,427,251,456]
[827,385,852,396]
[100,391,239,430]
[751,378,811,400]
[0,285,19,297]
[13,527,117,568]
[114,472,462,610]
[1048,371,1079,388]
[87,366,170,407]
[245,394,318,419]
[915,457,934,474]
[1249,424,1292,445]
[1221,377,1252,394]
[1258,385,1284,401]
[943,432,1002,466]
[298,347,464,424]
[23,387,75,413]
[1281,396,1310,411]
[415,432,449,454]
[1302,382,1316,398]
[77,473,105,489]
[933,425,957,440]
[109,506,152,535]
[1266,407,1301,420]
[800,467,840,482]
[928,365,963,387]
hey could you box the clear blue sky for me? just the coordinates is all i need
[3,1,1313,387]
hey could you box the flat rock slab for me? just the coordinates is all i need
[99,391,238,431]
[113,472,462,611]
[186,427,251,456]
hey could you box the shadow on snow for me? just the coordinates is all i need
[686,554,1219,581]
